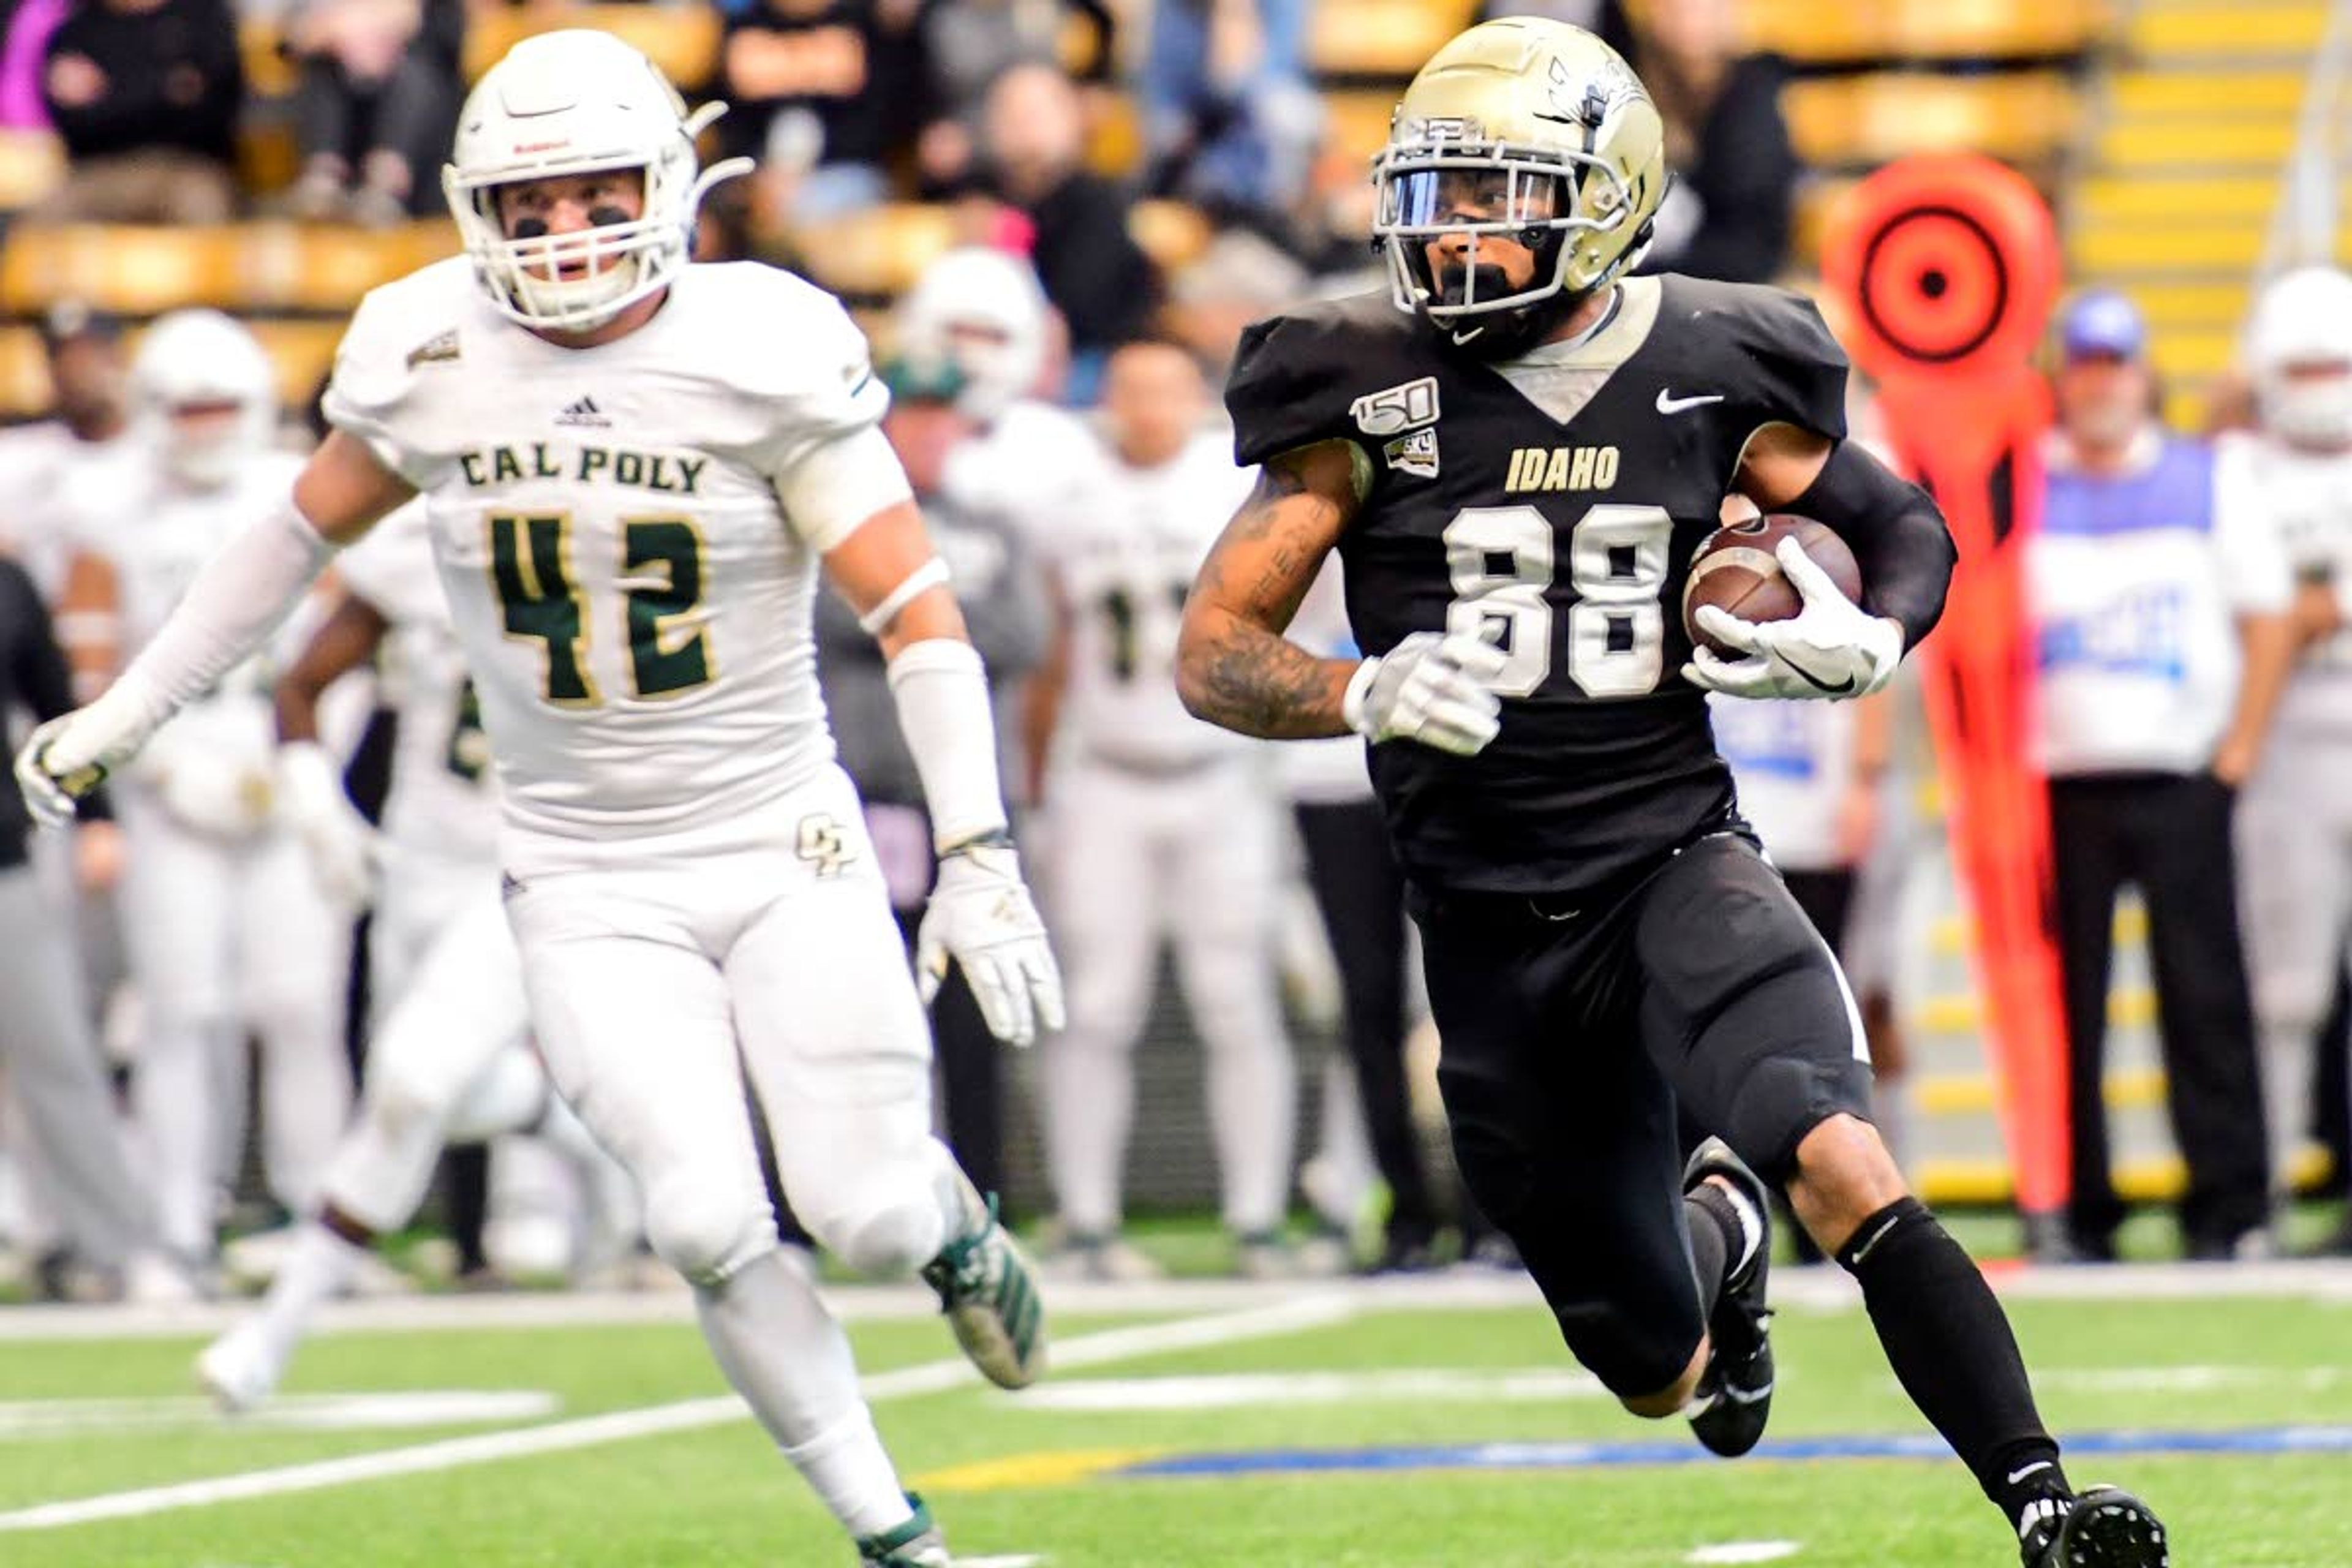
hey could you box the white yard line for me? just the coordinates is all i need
[0,1294,1356,1533]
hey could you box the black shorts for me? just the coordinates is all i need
[1412,832,1875,1396]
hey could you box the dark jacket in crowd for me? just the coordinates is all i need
[1,556,101,870]
[43,0,242,164]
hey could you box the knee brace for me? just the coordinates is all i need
[643,1177,777,1287]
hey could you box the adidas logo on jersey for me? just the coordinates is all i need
[555,396,611,429]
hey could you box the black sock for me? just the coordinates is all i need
[1684,1185,1740,1322]
[1836,1197,2070,1529]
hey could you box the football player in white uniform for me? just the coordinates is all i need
[2229,264,2352,1209]
[52,311,356,1275]
[199,499,635,1409]
[17,32,1058,1568]
[1029,339,1298,1276]
[894,246,1107,538]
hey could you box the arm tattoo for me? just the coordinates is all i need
[1176,450,1356,739]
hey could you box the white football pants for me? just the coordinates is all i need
[1039,757,1297,1236]
[115,792,352,1257]
[2236,723,2352,1191]
[321,850,552,1236]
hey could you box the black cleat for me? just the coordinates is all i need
[2021,1485,2170,1567]
[1683,1136,1774,1458]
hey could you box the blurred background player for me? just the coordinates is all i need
[51,309,355,1281]
[0,545,176,1300]
[2032,289,2286,1262]
[1028,338,1298,1278]
[892,246,1099,538]
[2225,265,2352,1234]
[0,304,130,603]
[198,497,635,1411]
[817,351,1048,1211]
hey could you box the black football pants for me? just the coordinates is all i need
[1414,833,1874,1396]
[2048,771,2269,1250]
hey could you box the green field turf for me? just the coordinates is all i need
[0,1272,2346,1566]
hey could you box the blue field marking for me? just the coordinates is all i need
[1119,1425,2352,1479]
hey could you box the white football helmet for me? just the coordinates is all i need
[444,29,750,332]
[895,248,1050,423]
[2247,265,2352,448]
[130,309,276,491]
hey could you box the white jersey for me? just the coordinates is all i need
[66,446,310,785]
[1041,431,1256,772]
[1709,693,1856,872]
[334,499,500,867]
[942,399,1106,546]
[2218,432,2352,741]
[323,258,900,875]
[2033,432,2291,775]
[0,421,121,601]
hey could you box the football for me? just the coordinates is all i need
[1681,514,1864,657]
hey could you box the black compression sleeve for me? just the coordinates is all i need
[1784,441,1956,651]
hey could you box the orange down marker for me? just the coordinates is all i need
[1822,154,2071,1227]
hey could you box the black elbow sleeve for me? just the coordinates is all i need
[1784,441,1956,651]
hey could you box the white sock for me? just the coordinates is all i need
[782,1407,917,1540]
[692,1248,909,1538]
[255,1219,366,1349]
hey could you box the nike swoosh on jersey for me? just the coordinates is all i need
[1656,389,1728,414]
[1776,649,1860,696]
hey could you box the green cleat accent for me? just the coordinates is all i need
[854,1493,952,1567]
[920,1175,1047,1390]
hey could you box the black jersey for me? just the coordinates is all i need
[1225,274,1849,897]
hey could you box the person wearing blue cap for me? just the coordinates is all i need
[2032,288,2294,1261]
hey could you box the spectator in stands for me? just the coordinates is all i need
[34,0,242,225]
[718,0,900,222]
[0,303,126,602]
[0,0,68,130]
[1140,0,1321,230]
[904,0,1112,197]
[2034,291,2290,1263]
[979,62,1158,402]
[1618,0,1794,284]
[813,353,1046,1212]
[281,0,464,226]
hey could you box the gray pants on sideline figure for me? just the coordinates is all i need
[0,865,153,1265]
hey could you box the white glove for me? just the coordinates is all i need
[10,676,168,829]
[278,741,379,909]
[1344,631,1509,755]
[916,840,1065,1048]
[1684,536,1903,701]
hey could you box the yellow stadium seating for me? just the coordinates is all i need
[0,221,460,320]
[1738,0,2106,62]
[0,325,51,419]
[0,226,249,317]
[464,6,723,87]
[1322,88,1401,170]
[0,129,63,213]
[1308,0,1477,80]
[785,203,959,301]
[1129,199,1214,274]
[1781,72,2077,167]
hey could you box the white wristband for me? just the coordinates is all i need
[856,556,951,636]
[885,637,1011,852]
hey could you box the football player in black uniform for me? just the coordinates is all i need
[1175,18,2167,1568]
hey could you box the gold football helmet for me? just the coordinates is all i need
[1372,17,1667,325]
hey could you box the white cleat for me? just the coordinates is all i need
[196,1325,288,1414]
[921,1174,1047,1390]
